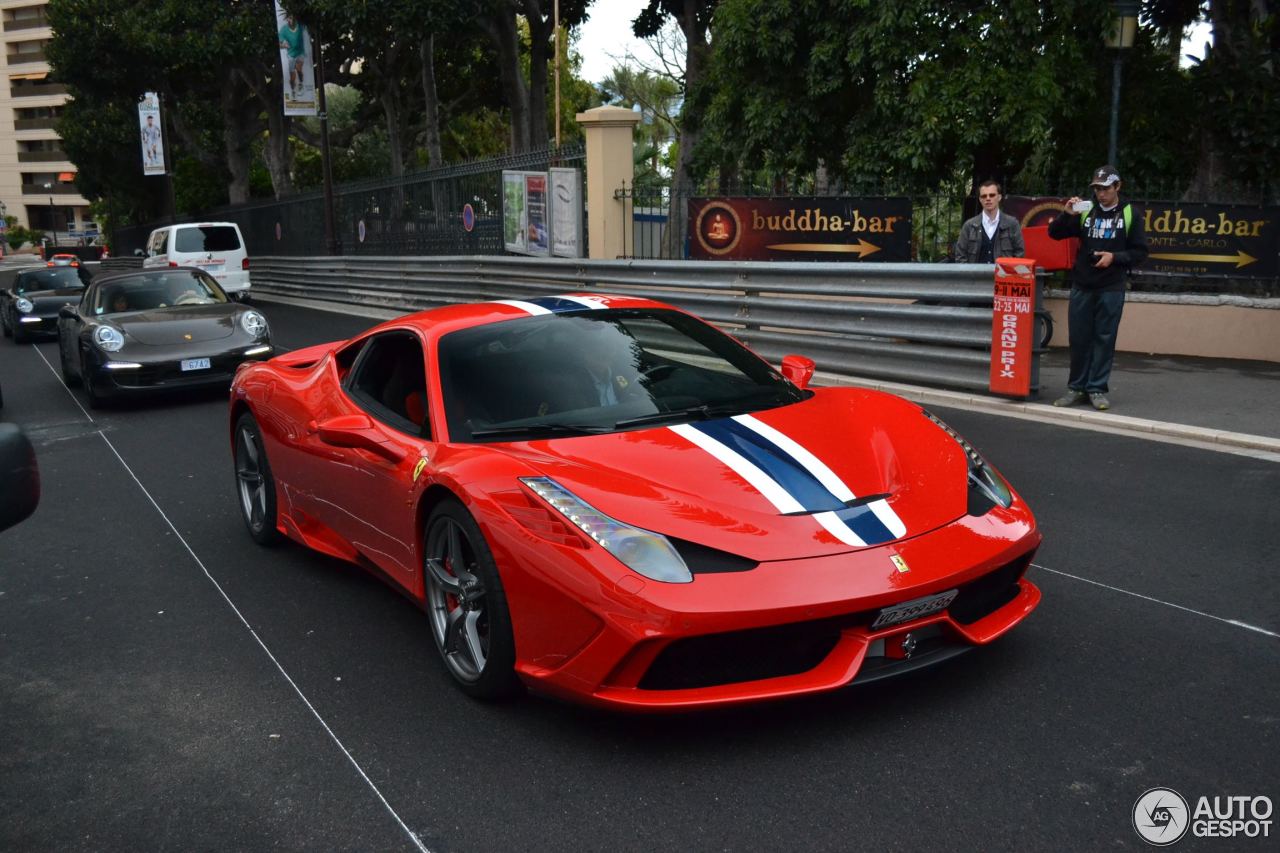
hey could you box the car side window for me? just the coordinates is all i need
[147,230,167,256]
[345,331,431,439]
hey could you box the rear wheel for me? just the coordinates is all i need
[233,412,280,546]
[423,499,519,699]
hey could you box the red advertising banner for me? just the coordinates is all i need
[688,197,913,261]
[989,258,1036,398]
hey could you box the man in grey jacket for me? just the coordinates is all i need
[953,180,1025,263]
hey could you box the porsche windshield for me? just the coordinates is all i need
[438,308,804,443]
[14,267,83,294]
[93,270,228,315]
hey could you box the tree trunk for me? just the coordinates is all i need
[485,10,530,152]
[261,81,295,199]
[220,83,255,205]
[664,0,710,259]
[525,0,551,150]
[383,81,406,178]
[419,35,443,167]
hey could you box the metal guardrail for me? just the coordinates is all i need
[251,256,1040,394]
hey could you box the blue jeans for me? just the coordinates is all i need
[1067,286,1125,393]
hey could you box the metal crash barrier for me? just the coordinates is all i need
[252,256,1047,396]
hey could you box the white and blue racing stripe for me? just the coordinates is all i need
[493,295,608,315]
[669,415,905,548]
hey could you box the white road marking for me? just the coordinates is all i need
[31,344,431,853]
[1031,562,1280,639]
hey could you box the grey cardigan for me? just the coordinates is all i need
[953,211,1025,262]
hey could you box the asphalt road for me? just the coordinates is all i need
[1,298,1277,852]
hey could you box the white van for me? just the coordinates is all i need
[143,222,251,300]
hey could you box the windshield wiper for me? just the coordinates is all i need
[469,422,610,440]
[613,402,759,429]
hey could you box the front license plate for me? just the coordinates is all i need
[871,589,958,629]
[181,357,211,372]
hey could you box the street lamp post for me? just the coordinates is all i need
[1105,1,1139,166]
[42,181,56,248]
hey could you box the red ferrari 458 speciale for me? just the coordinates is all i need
[230,293,1040,711]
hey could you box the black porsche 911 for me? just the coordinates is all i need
[2,265,91,343]
[56,267,273,407]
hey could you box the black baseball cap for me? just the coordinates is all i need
[1090,165,1121,187]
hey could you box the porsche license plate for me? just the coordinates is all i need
[181,357,211,372]
[871,589,958,629]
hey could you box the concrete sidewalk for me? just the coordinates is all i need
[826,348,1280,461]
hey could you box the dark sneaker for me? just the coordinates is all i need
[1053,390,1086,407]
[1089,392,1111,411]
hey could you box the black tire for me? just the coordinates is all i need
[59,335,81,386]
[2,307,11,338]
[233,412,281,546]
[80,351,103,409]
[423,499,520,700]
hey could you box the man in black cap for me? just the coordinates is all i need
[1047,165,1148,411]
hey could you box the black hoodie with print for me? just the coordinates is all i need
[1048,200,1149,291]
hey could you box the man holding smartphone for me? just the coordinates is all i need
[1047,165,1148,411]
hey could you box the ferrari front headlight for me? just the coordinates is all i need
[520,477,692,583]
[15,297,33,314]
[241,310,268,337]
[94,325,125,352]
[922,410,1013,509]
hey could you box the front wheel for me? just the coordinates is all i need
[59,335,81,386]
[423,499,519,699]
[80,351,106,408]
[233,412,280,546]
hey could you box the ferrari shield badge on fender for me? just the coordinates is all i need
[412,456,428,483]
[890,554,910,573]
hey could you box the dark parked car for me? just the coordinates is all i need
[56,267,273,408]
[2,265,91,343]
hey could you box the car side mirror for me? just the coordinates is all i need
[313,414,406,464]
[0,424,40,533]
[780,354,816,390]
[59,305,77,319]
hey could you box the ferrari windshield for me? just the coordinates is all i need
[93,269,228,315]
[438,308,805,443]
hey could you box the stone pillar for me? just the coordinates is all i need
[575,105,640,259]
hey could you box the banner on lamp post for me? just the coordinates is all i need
[138,92,166,176]
[275,2,317,116]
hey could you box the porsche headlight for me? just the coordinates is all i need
[521,477,692,583]
[922,410,1013,509]
[15,297,33,314]
[240,310,268,338]
[94,325,125,352]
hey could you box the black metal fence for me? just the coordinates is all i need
[113,143,586,259]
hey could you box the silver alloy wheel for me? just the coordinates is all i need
[235,425,267,533]
[425,516,489,682]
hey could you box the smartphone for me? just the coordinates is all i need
[1072,199,1092,213]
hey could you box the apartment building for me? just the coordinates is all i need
[0,0,92,245]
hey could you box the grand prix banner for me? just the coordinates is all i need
[137,92,165,176]
[1005,197,1277,279]
[688,197,912,261]
[275,2,317,116]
